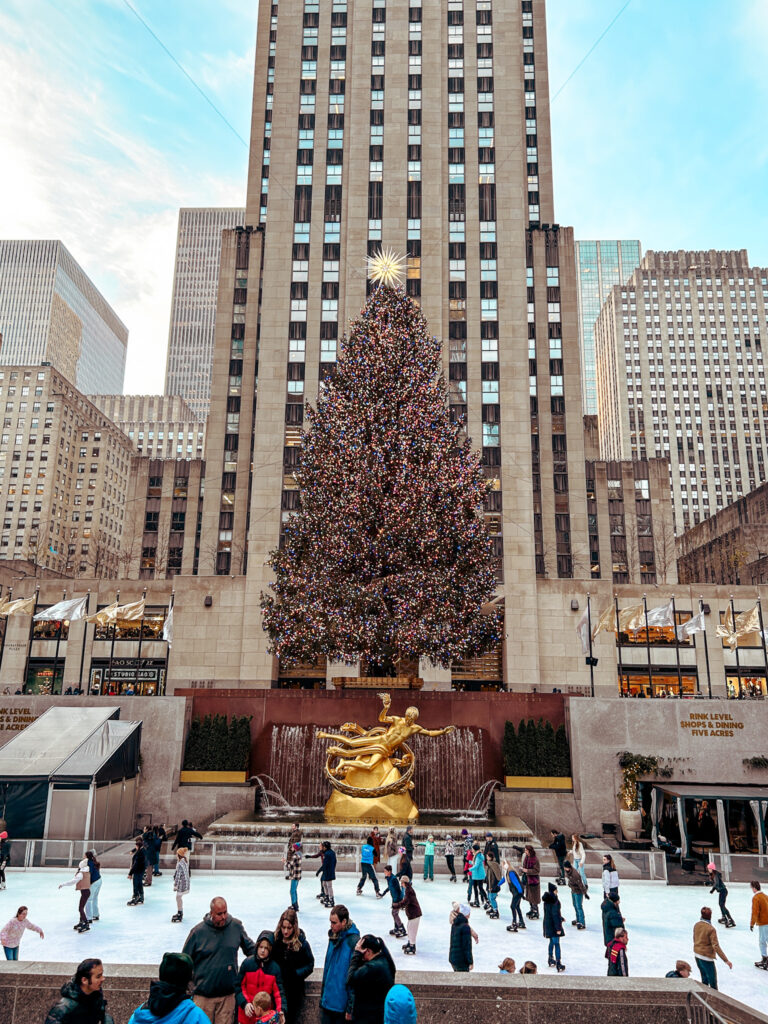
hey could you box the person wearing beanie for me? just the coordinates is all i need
[693,906,732,989]
[460,830,473,882]
[0,831,10,890]
[286,842,303,911]
[707,863,734,928]
[542,883,565,972]
[383,985,416,1024]
[128,952,210,1024]
[601,894,624,947]
[59,858,92,933]
[448,904,473,973]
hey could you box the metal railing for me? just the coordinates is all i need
[686,991,736,1024]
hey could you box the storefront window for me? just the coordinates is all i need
[32,617,69,640]
[618,671,698,698]
[725,674,766,699]
[617,611,694,647]
[89,661,166,696]
[24,662,64,694]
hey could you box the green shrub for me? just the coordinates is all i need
[502,717,571,777]
[183,714,253,771]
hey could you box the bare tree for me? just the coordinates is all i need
[624,516,640,582]
[117,534,139,577]
[653,518,677,585]
[153,531,169,579]
[85,529,118,580]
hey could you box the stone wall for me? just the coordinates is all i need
[2,964,766,1024]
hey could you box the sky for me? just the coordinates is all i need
[1,0,768,393]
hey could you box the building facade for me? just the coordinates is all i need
[677,483,768,585]
[595,249,768,533]
[88,394,205,461]
[0,365,134,579]
[164,208,245,420]
[575,239,641,415]
[0,240,128,394]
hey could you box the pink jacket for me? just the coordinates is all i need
[0,916,42,948]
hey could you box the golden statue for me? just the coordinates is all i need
[318,692,455,822]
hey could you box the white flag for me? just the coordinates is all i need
[676,610,706,642]
[33,595,89,622]
[644,599,675,630]
[162,605,173,648]
[576,606,590,655]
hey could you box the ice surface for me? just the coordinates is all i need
[4,869,766,1013]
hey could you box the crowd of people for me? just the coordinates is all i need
[0,819,760,1024]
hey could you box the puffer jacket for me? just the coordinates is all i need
[235,931,286,1024]
[601,898,624,946]
[542,891,564,939]
[448,913,473,971]
[44,980,114,1024]
[320,919,360,1015]
[128,982,211,1024]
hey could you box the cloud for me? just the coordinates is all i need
[0,7,246,394]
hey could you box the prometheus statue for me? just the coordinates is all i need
[318,692,455,822]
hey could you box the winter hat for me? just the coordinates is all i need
[159,952,194,989]
[706,862,716,872]
[427,834,433,841]
[78,858,89,870]
[0,831,6,839]
[459,903,471,916]
[293,842,302,850]
[399,846,406,854]
[445,834,452,840]
[460,829,468,836]
[548,882,557,893]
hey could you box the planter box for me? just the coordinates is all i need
[504,776,573,791]
[180,771,248,785]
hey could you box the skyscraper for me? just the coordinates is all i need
[595,249,768,532]
[0,240,128,394]
[199,0,590,687]
[575,240,641,415]
[164,208,245,419]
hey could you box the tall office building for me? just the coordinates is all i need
[595,249,768,532]
[575,240,641,415]
[164,208,245,419]
[198,0,592,687]
[88,394,205,460]
[0,240,128,394]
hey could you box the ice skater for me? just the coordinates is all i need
[443,834,457,882]
[392,878,421,955]
[570,835,588,890]
[522,845,541,920]
[693,906,732,989]
[606,928,629,976]
[602,854,619,900]
[127,836,146,906]
[320,840,337,908]
[1,906,44,960]
[384,828,399,873]
[59,857,92,933]
[750,880,768,970]
[485,850,502,918]
[286,842,302,911]
[548,830,567,884]
[417,834,435,881]
[468,843,487,908]
[542,883,565,972]
[448,903,473,973]
[172,846,190,923]
[504,855,526,932]
[384,865,406,939]
[0,830,10,890]
[84,851,102,925]
[564,861,586,929]
[356,836,382,897]
[707,863,734,928]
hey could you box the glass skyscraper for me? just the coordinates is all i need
[575,240,641,414]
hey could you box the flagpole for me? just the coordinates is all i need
[593,589,598,700]
[79,590,91,693]
[671,594,683,698]
[614,595,625,696]
[756,594,768,699]
[22,585,40,693]
[134,587,147,693]
[163,590,174,696]
[642,593,653,696]
[51,588,66,694]
[728,594,741,698]
[699,597,710,698]
[0,587,12,675]
[108,588,119,696]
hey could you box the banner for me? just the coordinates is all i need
[676,610,706,641]
[576,605,590,655]
[162,605,173,648]
[0,596,36,617]
[33,595,89,622]
[85,598,144,626]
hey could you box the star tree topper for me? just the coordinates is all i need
[365,247,407,289]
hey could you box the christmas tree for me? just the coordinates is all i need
[261,256,503,671]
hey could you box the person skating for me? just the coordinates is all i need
[357,838,383,898]
[402,827,414,864]
[503,855,525,932]
[548,830,567,884]
[750,879,768,969]
[564,862,586,930]
[570,835,588,892]
[384,865,406,940]
[128,836,147,906]
[45,958,114,1024]
[182,897,257,1024]
[707,863,735,928]
[272,909,314,1024]
[235,931,286,1024]
[605,928,629,977]
[59,857,92,932]
[368,828,382,866]
[417,835,435,882]
[664,960,692,979]
[305,842,327,901]
[467,843,487,908]
[396,847,412,884]
[392,878,421,955]
[521,845,541,920]
[601,894,624,946]
[128,951,210,1024]
[601,854,619,900]
[443,835,457,882]
[1,905,43,959]
[84,851,102,925]
[286,843,302,912]
[0,830,10,890]
[319,904,360,1024]
[448,903,473,973]
[460,829,473,882]
[173,820,203,875]
[346,934,396,1024]
[384,829,399,873]
[172,847,190,923]
[542,883,566,972]
[484,850,502,919]
[320,841,337,908]
[483,832,499,864]
[693,906,732,989]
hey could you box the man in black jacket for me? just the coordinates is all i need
[45,957,114,1024]
[549,830,567,882]
[183,896,256,1024]
[601,894,624,946]
[128,837,146,906]
[402,827,414,863]
[346,935,395,1024]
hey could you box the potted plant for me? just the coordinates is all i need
[616,752,658,839]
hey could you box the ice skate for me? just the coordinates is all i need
[506,924,517,932]
[171,911,183,922]
[127,897,140,906]
[556,962,566,972]
[450,875,457,882]
[548,957,555,967]
[76,923,90,933]
[756,956,768,970]
[403,943,416,955]
[376,892,384,899]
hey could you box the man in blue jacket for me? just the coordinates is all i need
[357,840,383,897]
[320,904,360,1024]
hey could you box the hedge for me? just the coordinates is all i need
[503,717,571,777]
[183,714,253,771]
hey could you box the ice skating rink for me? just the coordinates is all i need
[6,869,766,1011]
